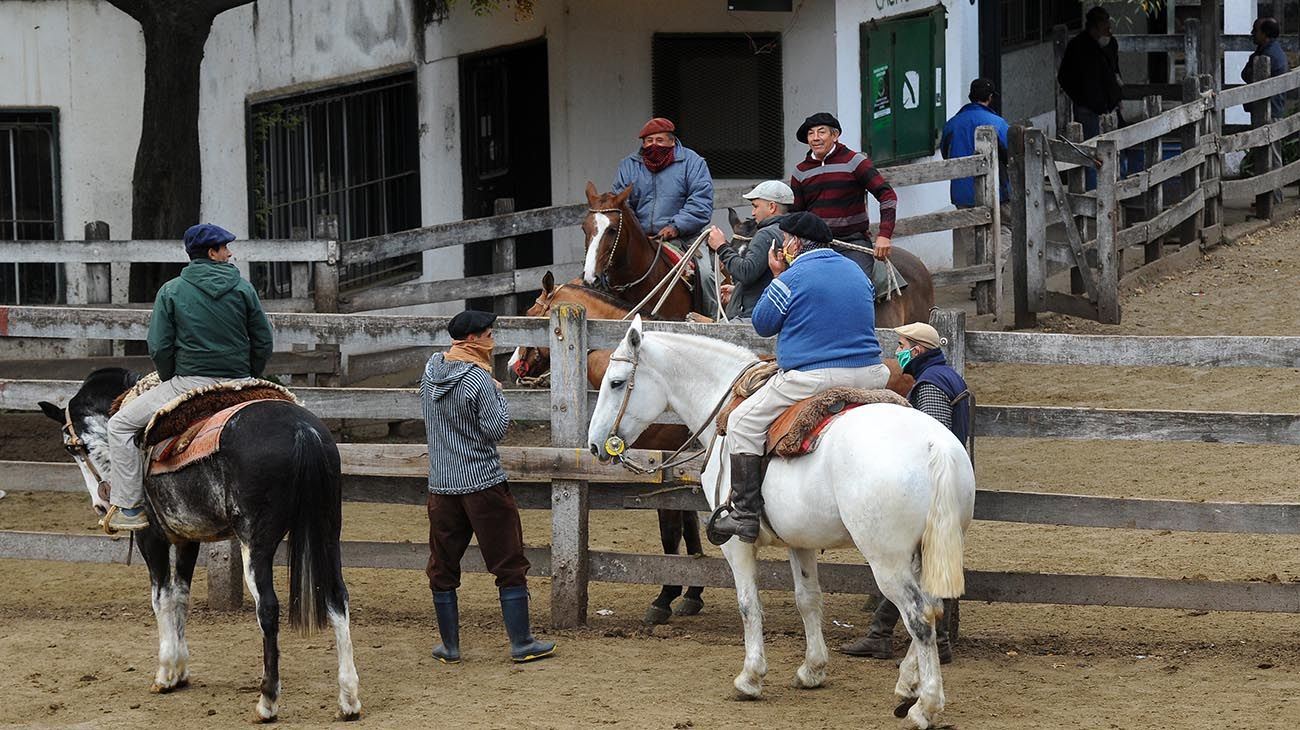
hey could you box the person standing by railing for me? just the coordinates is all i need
[941,79,1011,296]
[421,310,555,664]
[1057,6,1123,140]
[1242,17,1289,121]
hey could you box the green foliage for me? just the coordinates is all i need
[248,105,304,235]
[416,0,535,24]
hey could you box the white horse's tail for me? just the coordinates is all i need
[920,440,968,599]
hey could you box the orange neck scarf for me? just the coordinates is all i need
[444,338,495,374]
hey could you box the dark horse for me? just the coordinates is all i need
[510,273,706,624]
[39,368,361,723]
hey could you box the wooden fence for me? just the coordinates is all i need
[3,305,1300,624]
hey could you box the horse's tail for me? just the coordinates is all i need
[286,422,344,634]
[919,438,969,599]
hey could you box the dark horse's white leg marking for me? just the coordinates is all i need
[329,605,361,719]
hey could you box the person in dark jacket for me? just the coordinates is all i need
[706,180,792,320]
[789,112,898,278]
[103,223,273,532]
[708,212,889,544]
[839,322,971,664]
[422,310,555,665]
[1242,17,1290,120]
[1057,6,1124,139]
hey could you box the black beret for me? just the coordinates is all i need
[447,309,497,339]
[796,112,842,143]
[778,211,833,244]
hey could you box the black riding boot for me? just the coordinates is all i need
[500,586,556,663]
[708,453,765,545]
[431,590,461,664]
[838,598,900,658]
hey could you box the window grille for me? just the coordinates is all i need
[0,109,63,305]
[248,73,422,297]
[1001,0,1082,49]
[652,34,784,179]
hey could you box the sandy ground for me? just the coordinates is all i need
[4,219,1300,727]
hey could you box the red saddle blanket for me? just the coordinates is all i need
[148,400,269,476]
[660,241,696,278]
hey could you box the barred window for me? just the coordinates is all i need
[248,73,422,297]
[652,33,784,179]
[0,109,63,305]
[1001,0,1083,49]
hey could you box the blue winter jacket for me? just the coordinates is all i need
[751,248,881,372]
[940,102,1011,207]
[612,143,714,237]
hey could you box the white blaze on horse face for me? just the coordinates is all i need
[583,213,611,284]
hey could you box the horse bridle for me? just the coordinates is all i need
[62,406,111,503]
[586,207,671,295]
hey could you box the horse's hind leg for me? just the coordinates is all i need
[877,569,945,730]
[674,511,705,616]
[241,544,281,723]
[326,581,362,720]
[143,534,194,693]
[645,509,684,624]
[789,548,828,689]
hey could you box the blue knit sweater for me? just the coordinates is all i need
[751,248,881,371]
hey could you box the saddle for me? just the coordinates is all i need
[716,364,911,458]
[111,375,299,475]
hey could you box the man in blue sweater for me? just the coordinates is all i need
[710,212,890,543]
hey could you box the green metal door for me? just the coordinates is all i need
[860,8,946,164]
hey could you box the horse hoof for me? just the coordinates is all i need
[733,675,763,700]
[893,696,918,719]
[672,596,704,616]
[251,711,278,724]
[335,709,362,722]
[150,678,189,694]
[793,664,825,689]
[643,604,672,625]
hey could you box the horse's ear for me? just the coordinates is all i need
[542,270,555,293]
[728,207,741,228]
[627,315,643,349]
[38,401,63,423]
[585,181,599,207]
[612,185,632,208]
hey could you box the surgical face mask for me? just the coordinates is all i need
[1097,34,1112,48]
[895,348,913,369]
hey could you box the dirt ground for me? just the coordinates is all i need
[4,220,1300,728]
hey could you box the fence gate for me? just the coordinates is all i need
[1009,125,1120,326]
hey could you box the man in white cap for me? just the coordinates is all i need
[706,180,793,320]
[839,320,971,665]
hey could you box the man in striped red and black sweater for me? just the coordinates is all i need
[789,112,898,276]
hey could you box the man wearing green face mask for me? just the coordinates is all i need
[839,321,972,664]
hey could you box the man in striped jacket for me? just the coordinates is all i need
[421,309,555,664]
[789,112,898,277]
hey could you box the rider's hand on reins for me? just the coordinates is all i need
[873,236,893,260]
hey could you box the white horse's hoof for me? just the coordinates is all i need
[254,696,278,723]
[337,692,362,721]
[894,695,919,719]
[900,701,932,730]
[150,677,189,694]
[733,674,763,700]
[794,663,826,689]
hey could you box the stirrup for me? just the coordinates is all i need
[705,503,733,546]
[99,505,122,535]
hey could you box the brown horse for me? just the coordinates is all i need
[724,207,935,329]
[510,271,705,624]
[582,182,695,319]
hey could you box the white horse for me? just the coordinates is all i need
[586,318,975,730]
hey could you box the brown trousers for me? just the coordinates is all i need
[426,481,530,592]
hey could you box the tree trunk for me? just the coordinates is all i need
[127,13,213,302]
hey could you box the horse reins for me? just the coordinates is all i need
[62,407,111,501]
[587,206,691,306]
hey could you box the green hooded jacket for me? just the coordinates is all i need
[147,259,274,381]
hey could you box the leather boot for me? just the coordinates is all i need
[499,586,556,663]
[708,453,765,545]
[431,590,461,664]
[838,598,900,658]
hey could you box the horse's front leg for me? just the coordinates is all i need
[241,544,281,723]
[645,509,685,625]
[674,511,705,616]
[142,534,191,693]
[721,539,766,699]
[789,548,828,689]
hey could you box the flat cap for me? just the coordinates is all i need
[183,223,235,256]
[894,322,945,349]
[796,112,841,143]
[778,211,832,244]
[447,309,497,340]
[742,180,795,205]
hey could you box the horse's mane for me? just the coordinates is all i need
[642,330,756,364]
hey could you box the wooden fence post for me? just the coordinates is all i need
[1199,0,1222,93]
[83,222,113,357]
[1006,125,1035,329]
[1023,128,1047,314]
[1096,139,1122,324]
[549,302,589,628]
[492,198,518,382]
[930,308,966,377]
[313,214,341,387]
[1143,95,1164,265]
[1249,55,1275,221]
[972,126,998,317]
[1200,74,1223,247]
[1179,76,1204,247]
[207,541,244,611]
[1183,18,1199,80]
[1065,122,1087,297]
[1053,25,1072,134]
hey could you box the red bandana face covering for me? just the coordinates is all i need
[641,143,675,173]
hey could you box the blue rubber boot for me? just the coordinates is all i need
[499,586,556,663]
[431,590,461,664]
